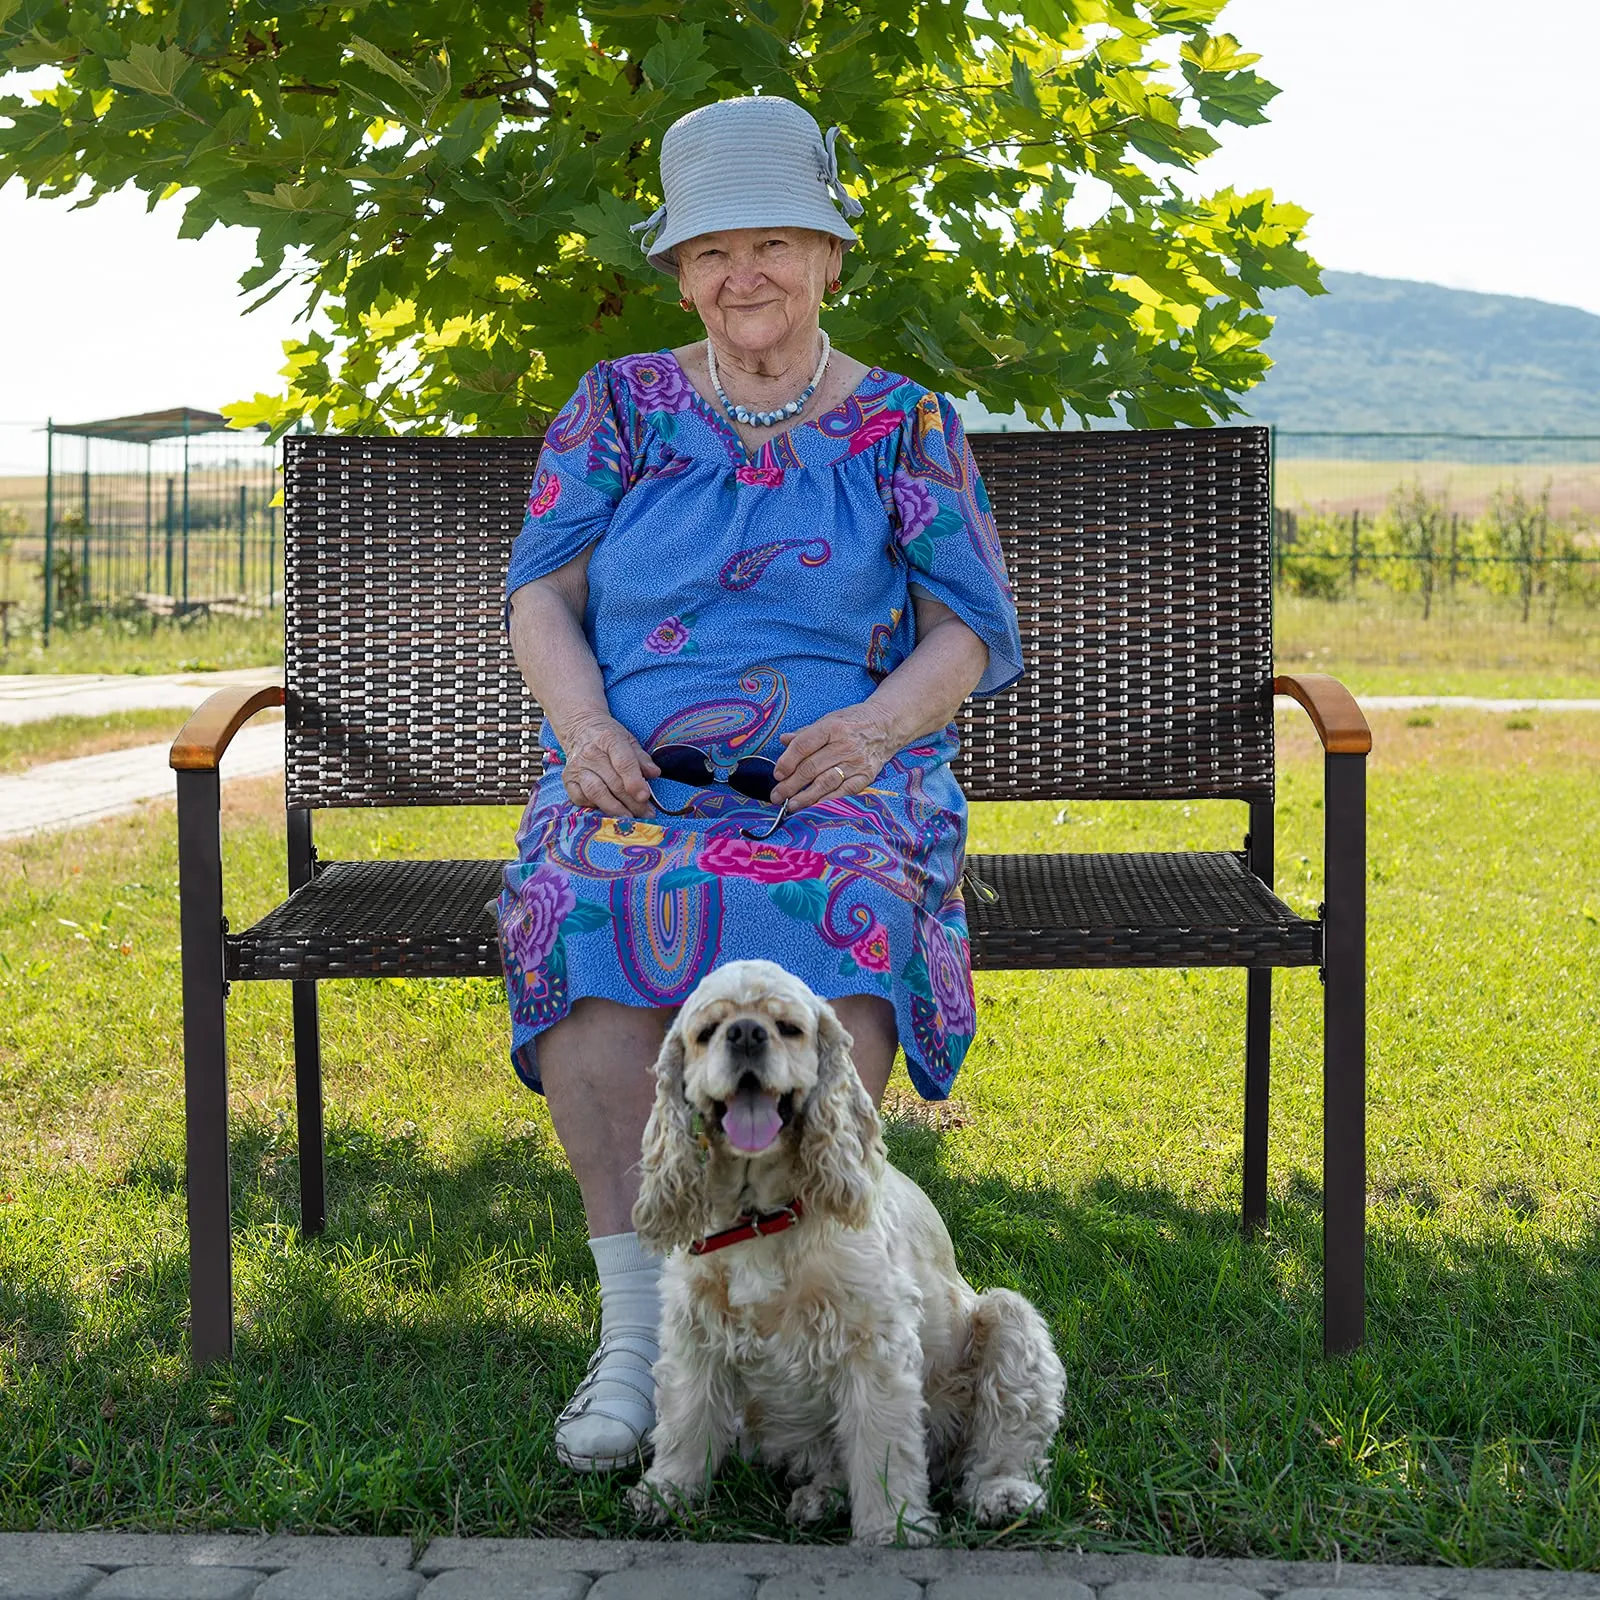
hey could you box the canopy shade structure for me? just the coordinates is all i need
[49,407,238,444]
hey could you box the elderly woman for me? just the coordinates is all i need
[497,95,1022,1471]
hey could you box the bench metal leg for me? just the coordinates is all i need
[177,769,233,1368]
[1243,802,1275,1234]
[1322,752,1367,1354]
[288,808,326,1238]
[1244,968,1272,1233]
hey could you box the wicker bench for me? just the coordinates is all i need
[171,425,1369,1370]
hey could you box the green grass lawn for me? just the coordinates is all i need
[1274,592,1600,699]
[0,612,283,677]
[2,712,1600,1561]
[0,709,285,775]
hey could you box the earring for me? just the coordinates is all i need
[679,296,693,311]
[828,278,842,293]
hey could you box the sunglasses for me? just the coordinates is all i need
[649,744,788,839]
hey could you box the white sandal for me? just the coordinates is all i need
[555,1332,657,1472]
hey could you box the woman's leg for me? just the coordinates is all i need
[832,994,899,1107]
[539,995,673,1235]
[539,997,673,1472]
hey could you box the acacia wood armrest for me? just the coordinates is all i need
[169,685,286,772]
[1274,673,1372,755]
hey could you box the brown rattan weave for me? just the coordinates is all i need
[964,851,1316,969]
[227,859,505,981]
[281,426,1272,811]
[282,435,544,811]
[226,851,1316,982]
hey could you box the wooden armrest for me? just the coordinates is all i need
[169,684,286,771]
[1273,673,1372,755]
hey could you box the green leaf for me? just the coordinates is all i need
[1009,54,1042,114]
[768,878,828,922]
[899,951,933,1000]
[570,191,655,275]
[345,35,426,96]
[105,42,190,100]
[560,901,612,934]
[641,21,717,98]
[659,866,715,890]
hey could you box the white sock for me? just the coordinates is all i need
[591,1229,664,1351]
[555,1230,662,1471]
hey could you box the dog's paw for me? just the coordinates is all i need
[787,1478,845,1525]
[969,1475,1046,1525]
[625,1478,692,1523]
[852,1511,936,1547]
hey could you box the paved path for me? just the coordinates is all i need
[0,677,1595,844]
[0,668,282,727]
[1,1534,1596,1600]
[0,725,285,841]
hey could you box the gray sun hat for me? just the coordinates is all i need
[629,96,865,276]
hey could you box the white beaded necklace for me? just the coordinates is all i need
[706,331,831,428]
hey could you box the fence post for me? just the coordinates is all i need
[43,419,54,646]
[144,449,154,596]
[181,418,191,609]
[80,441,91,613]
[238,483,248,597]
[164,478,176,599]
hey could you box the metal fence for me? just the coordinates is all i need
[1270,432,1600,619]
[0,412,282,643]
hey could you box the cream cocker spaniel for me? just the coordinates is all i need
[626,959,1065,1544]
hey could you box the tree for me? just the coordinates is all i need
[0,0,1321,436]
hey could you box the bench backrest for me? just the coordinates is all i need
[280,426,1273,811]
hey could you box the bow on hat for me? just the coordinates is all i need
[821,126,865,219]
[629,203,667,245]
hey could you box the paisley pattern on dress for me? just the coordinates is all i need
[499,351,1023,1100]
[718,539,832,591]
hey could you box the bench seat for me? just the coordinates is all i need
[225,851,1319,983]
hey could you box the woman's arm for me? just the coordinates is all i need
[770,589,988,810]
[508,547,659,817]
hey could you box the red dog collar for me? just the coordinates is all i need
[689,1199,806,1256]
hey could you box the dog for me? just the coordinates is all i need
[625,959,1065,1545]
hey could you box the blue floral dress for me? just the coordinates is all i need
[496,351,1023,1100]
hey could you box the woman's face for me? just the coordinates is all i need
[677,227,842,362]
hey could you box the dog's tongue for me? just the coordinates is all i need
[724,1086,784,1153]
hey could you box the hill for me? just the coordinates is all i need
[1244,272,1600,434]
[956,272,1600,436]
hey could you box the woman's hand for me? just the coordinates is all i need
[560,714,661,818]
[771,706,896,812]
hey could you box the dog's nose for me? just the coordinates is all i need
[725,1018,768,1057]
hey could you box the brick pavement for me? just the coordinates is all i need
[2,1537,1598,1600]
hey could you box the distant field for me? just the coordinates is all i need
[1273,456,1600,519]
[11,458,1600,530]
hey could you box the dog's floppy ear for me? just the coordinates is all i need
[631,1015,714,1251]
[793,999,886,1230]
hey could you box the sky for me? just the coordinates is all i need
[2,0,1596,472]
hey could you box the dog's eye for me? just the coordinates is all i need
[696,1023,718,1045]
[775,1019,804,1039]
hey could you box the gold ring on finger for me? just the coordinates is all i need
[832,765,846,787]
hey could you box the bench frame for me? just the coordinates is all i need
[170,425,1369,1370]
